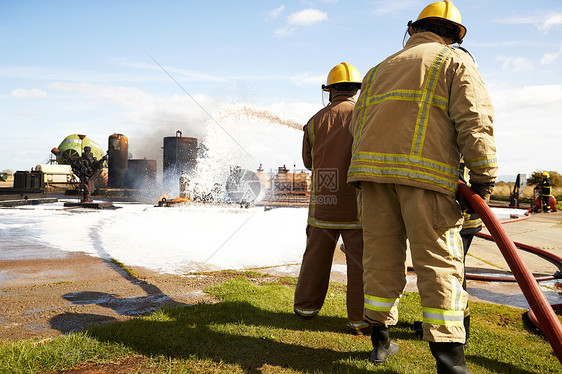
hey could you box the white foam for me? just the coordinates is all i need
[1,202,308,275]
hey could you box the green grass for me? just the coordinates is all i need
[110,257,138,278]
[1,276,560,373]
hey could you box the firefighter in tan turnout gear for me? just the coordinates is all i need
[347,1,497,372]
[294,62,368,335]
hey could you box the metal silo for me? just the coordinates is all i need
[162,130,197,185]
[108,133,128,188]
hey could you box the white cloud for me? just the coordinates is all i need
[48,82,218,146]
[496,16,541,25]
[10,88,47,99]
[275,8,328,37]
[268,5,285,19]
[496,56,533,72]
[497,12,562,33]
[289,72,324,86]
[287,9,327,26]
[538,13,562,32]
[541,47,562,65]
[274,25,295,38]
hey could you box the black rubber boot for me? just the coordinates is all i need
[429,342,472,374]
[413,320,423,339]
[369,324,399,364]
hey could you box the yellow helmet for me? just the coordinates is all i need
[542,171,550,178]
[322,62,362,91]
[408,1,466,43]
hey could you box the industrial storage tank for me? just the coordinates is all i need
[108,133,128,188]
[124,159,157,189]
[162,130,197,184]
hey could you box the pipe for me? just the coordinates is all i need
[457,181,562,364]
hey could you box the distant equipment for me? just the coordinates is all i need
[34,164,76,187]
[13,171,44,190]
[108,133,128,188]
[163,130,198,185]
[225,166,264,203]
[509,173,527,207]
[52,134,105,166]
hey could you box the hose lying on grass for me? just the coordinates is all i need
[457,181,562,365]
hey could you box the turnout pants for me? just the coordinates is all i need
[294,225,364,326]
[361,182,467,342]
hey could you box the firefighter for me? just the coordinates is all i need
[540,171,552,212]
[294,62,368,335]
[347,1,497,372]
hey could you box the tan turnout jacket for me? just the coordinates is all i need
[303,95,361,229]
[347,32,497,196]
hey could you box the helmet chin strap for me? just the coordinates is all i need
[403,20,413,47]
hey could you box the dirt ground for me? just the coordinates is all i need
[0,253,234,340]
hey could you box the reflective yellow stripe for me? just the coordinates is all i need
[308,217,362,229]
[464,155,497,170]
[294,307,320,316]
[348,320,370,329]
[364,294,400,312]
[445,226,462,259]
[451,277,467,311]
[348,164,457,193]
[365,89,421,105]
[354,64,381,153]
[432,95,448,110]
[351,152,457,178]
[411,47,451,156]
[361,90,448,111]
[422,307,464,326]
[307,118,315,145]
[462,217,482,229]
[309,120,316,217]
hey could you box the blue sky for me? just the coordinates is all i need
[2,0,562,178]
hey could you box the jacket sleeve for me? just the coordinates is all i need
[302,123,313,170]
[449,55,498,186]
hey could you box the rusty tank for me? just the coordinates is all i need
[108,133,128,188]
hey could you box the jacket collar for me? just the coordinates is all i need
[405,32,449,49]
[331,94,356,104]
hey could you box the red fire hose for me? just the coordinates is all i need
[457,182,562,364]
